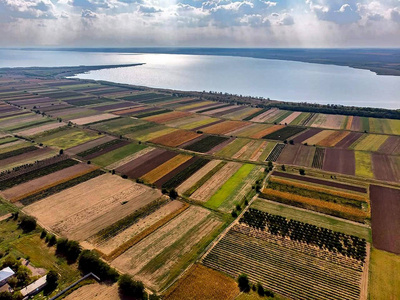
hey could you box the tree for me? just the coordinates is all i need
[48,235,57,246]
[16,265,31,287]
[59,149,64,155]
[281,165,286,171]
[231,210,238,218]
[0,292,12,300]
[267,161,273,169]
[19,216,36,233]
[40,229,47,239]
[118,274,145,299]
[257,282,264,296]
[78,250,119,282]
[236,204,241,211]
[238,274,250,292]
[169,189,178,199]
[299,169,306,176]
[289,140,294,145]
[46,270,59,288]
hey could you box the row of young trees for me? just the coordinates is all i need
[240,208,367,262]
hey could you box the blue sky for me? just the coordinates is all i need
[0,0,399,47]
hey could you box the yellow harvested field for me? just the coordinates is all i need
[318,131,350,147]
[303,130,335,145]
[70,113,119,125]
[135,127,177,141]
[23,174,161,240]
[164,264,239,300]
[191,162,242,202]
[92,200,185,256]
[141,154,192,184]
[281,111,302,125]
[352,134,389,152]
[15,122,66,136]
[63,283,120,300]
[177,160,222,194]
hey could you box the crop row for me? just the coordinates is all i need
[203,230,362,300]
[265,143,285,162]
[260,188,368,223]
[0,154,68,181]
[184,135,230,153]
[77,139,126,159]
[0,145,38,161]
[20,169,105,206]
[197,104,231,114]
[0,158,79,190]
[312,147,325,169]
[162,158,210,190]
[240,208,366,261]
[300,113,316,126]
[243,108,269,121]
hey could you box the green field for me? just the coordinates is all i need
[355,151,373,178]
[259,141,278,161]
[351,134,388,152]
[92,142,147,167]
[206,164,256,211]
[216,138,250,158]
[251,198,371,241]
[369,248,400,300]
[35,127,101,149]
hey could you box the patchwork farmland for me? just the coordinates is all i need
[0,73,399,300]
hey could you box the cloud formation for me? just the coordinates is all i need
[0,0,399,46]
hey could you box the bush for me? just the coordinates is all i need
[257,282,264,296]
[169,189,178,199]
[48,235,57,246]
[231,210,238,218]
[56,239,81,262]
[46,270,59,288]
[299,169,306,176]
[265,289,274,297]
[238,274,250,292]
[40,229,47,239]
[19,216,36,233]
[0,292,12,300]
[118,274,145,299]
[121,174,128,179]
[78,250,119,282]
[281,165,286,171]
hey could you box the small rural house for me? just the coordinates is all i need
[20,275,47,298]
[0,267,15,286]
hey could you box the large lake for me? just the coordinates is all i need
[1,49,399,108]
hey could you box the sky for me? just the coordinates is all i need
[0,0,400,47]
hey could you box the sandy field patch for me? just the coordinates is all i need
[1,163,97,202]
[92,200,185,256]
[24,174,161,240]
[63,283,120,300]
[176,160,222,194]
[70,113,119,125]
[191,162,242,202]
[15,122,66,136]
[303,130,335,145]
[311,114,347,130]
[0,140,23,150]
[281,111,302,125]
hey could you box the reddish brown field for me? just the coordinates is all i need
[335,132,364,149]
[150,130,201,147]
[207,137,235,154]
[112,106,146,115]
[145,111,191,123]
[322,148,355,176]
[292,128,322,144]
[66,135,116,155]
[318,131,350,147]
[370,185,400,254]
[0,147,52,167]
[276,144,315,167]
[350,116,362,131]
[371,153,400,182]
[192,119,224,131]
[377,136,400,155]
[117,149,177,178]
[202,120,249,134]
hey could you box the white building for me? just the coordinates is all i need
[0,267,15,287]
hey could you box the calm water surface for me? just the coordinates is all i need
[1,49,399,108]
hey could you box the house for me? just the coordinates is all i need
[20,275,47,298]
[0,267,15,287]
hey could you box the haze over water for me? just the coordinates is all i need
[1,49,399,109]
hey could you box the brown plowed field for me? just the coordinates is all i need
[371,153,400,182]
[106,147,155,170]
[335,132,364,149]
[211,105,246,117]
[350,116,362,131]
[276,144,315,167]
[154,157,198,188]
[16,122,66,136]
[112,106,146,115]
[251,125,284,139]
[292,128,322,144]
[0,147,52,169]
[346,116,353,130]
[63,283,120,300]
[116,148,165,174]
[150,130,201,147]
[1,163,97,202]
[145,111,191,123]
[370,185,400,254]
[323,148,355,176]
[24,174,161,241]
[207,137,235,154]
[272,171,367,193]
[192,119,224,131]
[377,136,400,155]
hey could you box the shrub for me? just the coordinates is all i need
[19,216,36,233]
[118,274,145,299]
[299,169,306,176]
[236,204,241,211]
[0,291,12,300]
[238,274,250,292]
[257,282,264,296]
[231,210,238,218]
[265,289,274,297]
[46,270,59,288]
[78,250,119,282]
[121,174,128,179]
[48,235,57,246]
[56,239,81,262]
[40,229,47,239]
[169,189,178,199]
[281,165,286,171]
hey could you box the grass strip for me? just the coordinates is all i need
[20,169,104,206]
[0,158,79,190]
[0,137,18,145]
[0,145,38,161]
[184,161,226,196]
